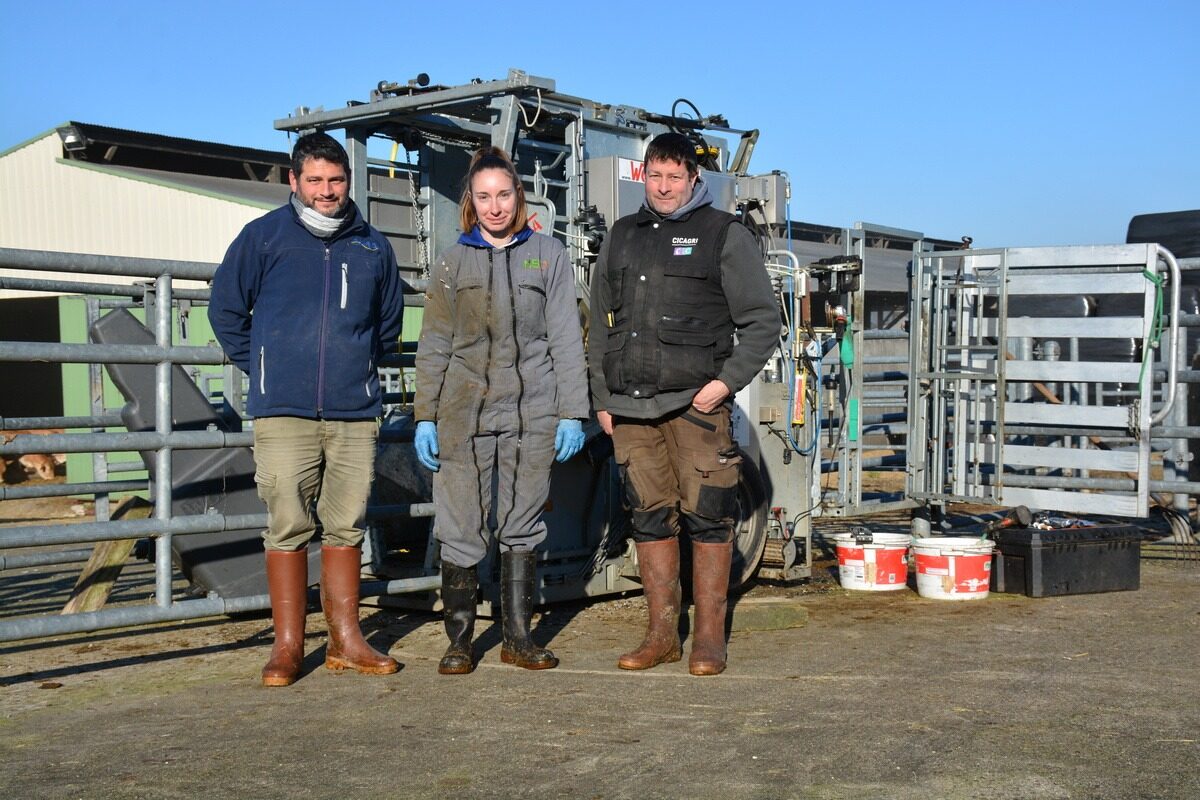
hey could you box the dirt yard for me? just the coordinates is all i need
[2,491,1199,799]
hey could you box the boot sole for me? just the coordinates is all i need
[688,662,727,676]
[617,649,682,670]
[499,650,558,670]
[437,658,475,675]
[262,654,303,686]
[437,664,475,675]
[262,674,298,687]
[325,656,399,675]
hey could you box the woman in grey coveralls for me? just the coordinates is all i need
[413,147,590,673]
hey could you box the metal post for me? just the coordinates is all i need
[86,297,111,523]
[154,274,173,607]
[1169,310,1191,514]
[346,126,370,217]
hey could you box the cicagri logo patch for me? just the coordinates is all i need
[672,237,698,256]
[349,239,380,252]
[523,258,547,270]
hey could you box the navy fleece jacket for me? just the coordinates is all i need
[208,200,404,419]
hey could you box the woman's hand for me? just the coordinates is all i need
[554,419,585,462]
[414,421,440,471]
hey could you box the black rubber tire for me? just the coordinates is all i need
[730,452,768,590]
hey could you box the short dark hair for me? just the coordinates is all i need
[644,132,699,177]
[290,132,350,178]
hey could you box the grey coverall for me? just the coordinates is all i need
[414,230,590,568]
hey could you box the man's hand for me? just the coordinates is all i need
[691,379,731,414]
[597,410,614,436]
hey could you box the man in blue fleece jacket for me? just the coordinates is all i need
[209,132,404,687]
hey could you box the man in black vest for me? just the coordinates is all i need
[588,132,778,675]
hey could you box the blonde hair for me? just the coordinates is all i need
[458,146,528,236]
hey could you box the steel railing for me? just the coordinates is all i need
[0,247,430,643]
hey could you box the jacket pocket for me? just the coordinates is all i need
[453,279,487,341]
[516,280,547,338]
[340,263,349,310]
[657,318,716,391]
[663,256,708,279]
[602,331,628,392]
[606,264,627,310]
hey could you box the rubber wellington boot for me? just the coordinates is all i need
[262,548,309,687]
[688,541,733,676]
[618,538,682,670]
[320,545,399,675]
[438,562,478,675]
[499,551,558,670]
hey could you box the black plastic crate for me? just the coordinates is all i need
[990,526,1141,597]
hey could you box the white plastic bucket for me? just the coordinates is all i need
[911,536,995,600]
[832,532,910,591]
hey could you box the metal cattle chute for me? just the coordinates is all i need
[907,244,1186,523]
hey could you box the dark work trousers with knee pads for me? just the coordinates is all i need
[611,405,741,543]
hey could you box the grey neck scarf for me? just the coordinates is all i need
[291,194,350,239]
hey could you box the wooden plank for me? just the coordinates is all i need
[61,496,151,615]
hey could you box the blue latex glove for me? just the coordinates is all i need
[554,419,585,463]
[414,421,440,471]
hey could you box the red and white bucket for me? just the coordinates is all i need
[832,531,910,591]
[911,536,995,600]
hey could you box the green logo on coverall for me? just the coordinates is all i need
[522,259,546,270]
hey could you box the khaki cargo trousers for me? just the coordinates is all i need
[252,416,378,551]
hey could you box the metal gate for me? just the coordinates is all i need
[908,243,1181,519]
[0,248,440,643]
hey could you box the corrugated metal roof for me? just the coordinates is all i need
[63,121,290,169]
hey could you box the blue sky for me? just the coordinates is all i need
[2,0,1195,247]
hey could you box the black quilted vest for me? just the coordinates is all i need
[601,204,737,399]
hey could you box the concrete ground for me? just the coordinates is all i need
[1,500,1199,799]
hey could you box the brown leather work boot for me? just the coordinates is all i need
[320,545,399,675]
[262,548,309,687]
[618,538,682,670]
[689,541,733,676]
